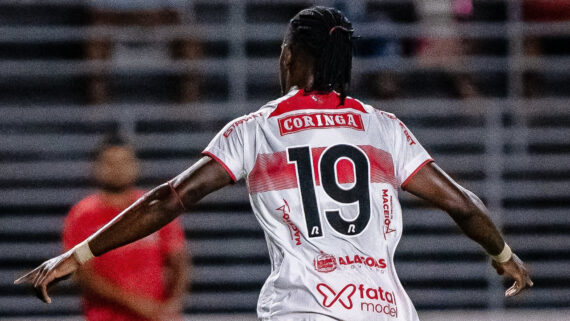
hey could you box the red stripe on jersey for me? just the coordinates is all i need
[247,145,396,194]
[269,89,366,118]
[247,151,298,194]
[359,145,398,189]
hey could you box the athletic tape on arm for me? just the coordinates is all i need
[492,243,513,263]
[73,240,95,265]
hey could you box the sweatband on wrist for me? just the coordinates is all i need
[491,243,512,263]
[73,240,95,265]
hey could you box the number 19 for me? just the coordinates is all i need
[287,144,371,238]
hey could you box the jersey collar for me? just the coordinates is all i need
[269,88,366,118]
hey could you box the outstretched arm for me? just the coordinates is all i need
[404,162,533,297]
[14,156,232,303]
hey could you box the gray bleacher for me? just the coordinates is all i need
[1,0,569,319]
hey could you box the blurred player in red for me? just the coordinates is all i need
[18,7,531,321]
[62,134,188,321]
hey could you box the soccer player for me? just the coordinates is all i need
[63,134,188,321]
[16,6,532,321]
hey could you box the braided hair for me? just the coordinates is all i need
[286,6,354,104]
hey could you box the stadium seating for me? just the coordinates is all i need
[0,0,569,318]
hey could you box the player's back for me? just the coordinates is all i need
[203,88,431,320]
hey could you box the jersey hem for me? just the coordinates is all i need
[401,158,433,189]
[202,150,238,182]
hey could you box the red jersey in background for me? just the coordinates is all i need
[63,191,185,321]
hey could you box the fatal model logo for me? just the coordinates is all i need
[316,282,399,318]
[316,283,356,309]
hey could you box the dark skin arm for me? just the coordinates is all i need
[404,162,533,297]
[14,156,232,303]
[90,156,232,257]
[15,157,533,302]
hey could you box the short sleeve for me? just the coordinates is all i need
[388,117,433,189]
[202,117,248,182]
[159,218,186,255]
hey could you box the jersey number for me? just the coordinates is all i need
[287,144,371,237]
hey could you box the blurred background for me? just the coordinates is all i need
[0,0,569,320]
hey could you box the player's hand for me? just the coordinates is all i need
[13,250,80,304]
[492,253,533,297]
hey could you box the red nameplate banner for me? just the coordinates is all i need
[278,112,364,136]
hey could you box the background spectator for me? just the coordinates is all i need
[62,133,189,321]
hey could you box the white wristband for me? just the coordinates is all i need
[72,240,95,265]
[491,243,512,263]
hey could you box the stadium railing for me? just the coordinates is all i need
[0,0,568,318]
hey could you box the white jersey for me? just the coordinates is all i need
[203,88,432,321]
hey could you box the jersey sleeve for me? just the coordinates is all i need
[386,115,433,189]
[202,117,248,182]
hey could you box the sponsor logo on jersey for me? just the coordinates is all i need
[313,252,387,273]
[339,255,387,269]
[317,283,356,309]
[316,282,398,318]
[276,199,302,246]
[278,112,364,136]
[313,251,337,273]
[398,121,416,146]
[380,111,397,120]
[223,112,262,138]
[382,189,396,239]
